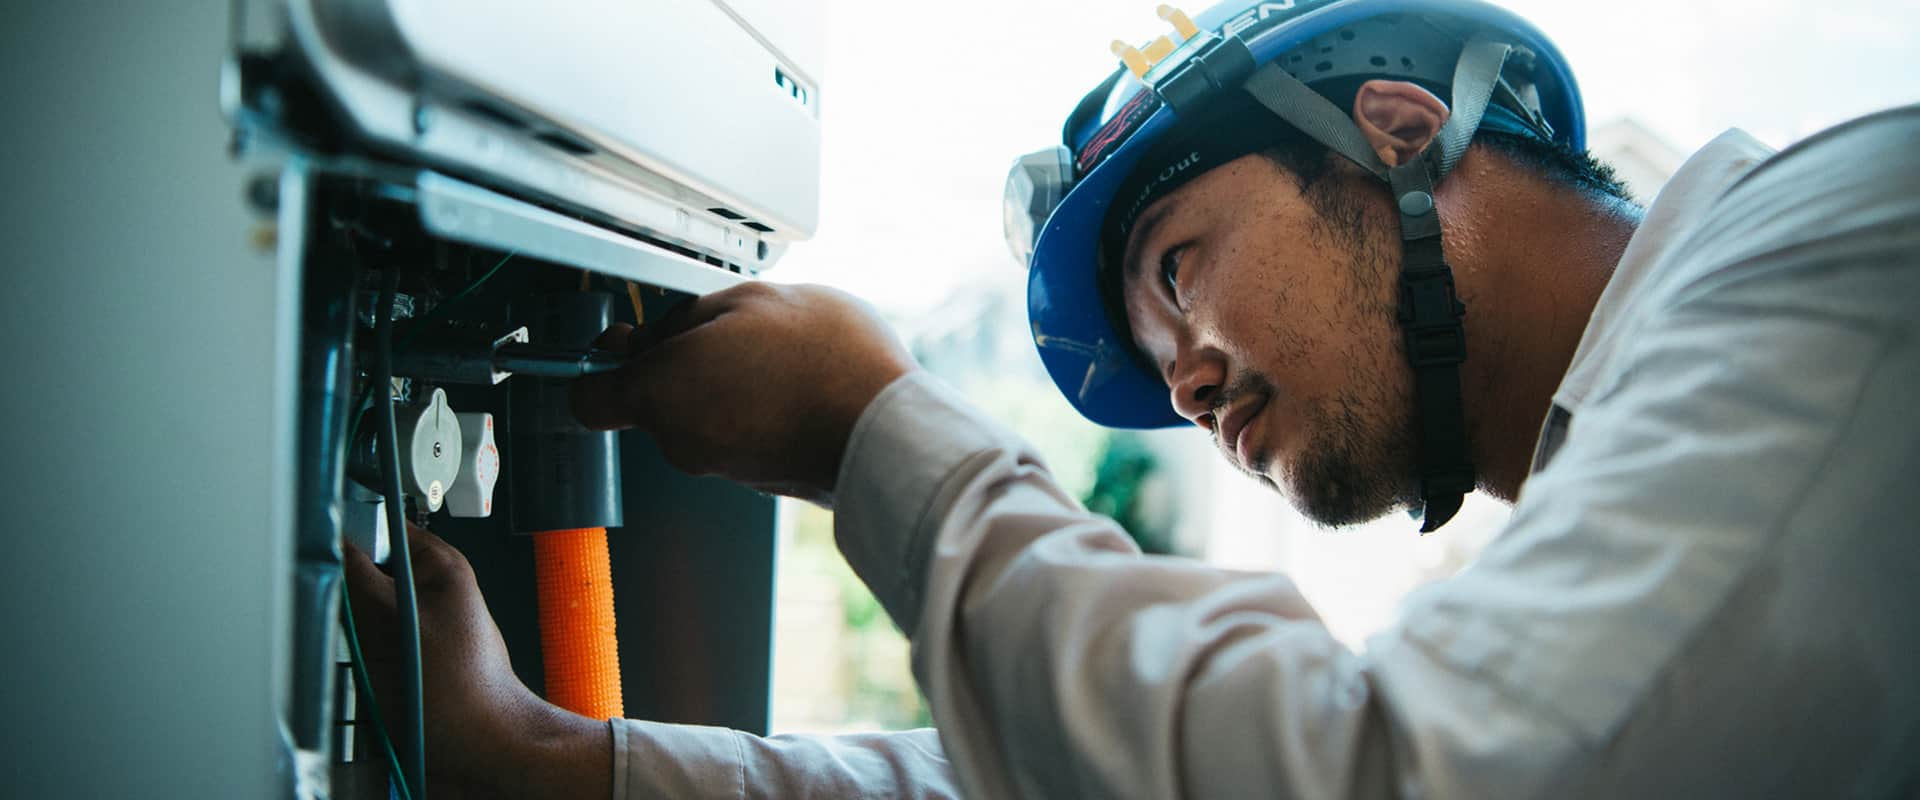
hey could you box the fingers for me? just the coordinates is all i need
[398,523,474,595]
[590,323,636,355]
[570,287,750,431]
[624,286,745,354]
[573,324,641,430]
[570,365,636,432]
[343,525,476,604]
[572,310,696,432]
[343,541,397,612]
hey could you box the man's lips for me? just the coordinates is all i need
[1215,393,1270,472]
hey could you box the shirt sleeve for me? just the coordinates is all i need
[832,373,1428,799]
[611,719,959,799]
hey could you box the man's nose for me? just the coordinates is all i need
[1167,349,1224,428]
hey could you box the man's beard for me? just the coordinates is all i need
[1269,177,1420,527]
[1279,392,1418,528]
[1219,367,1418,528]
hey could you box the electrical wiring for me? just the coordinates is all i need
[373,268,428,800]
[347,250,518,444]
[340,585,415,800]
[337,249,518,798]
[625,281,647,326]
[337,250,515,798]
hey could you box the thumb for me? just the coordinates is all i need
[590,323,636,355]
[397,523,474,596]
[623,289,738,355]
[570,291,741,431]
[571,324,645,431]
[343,541,396,613]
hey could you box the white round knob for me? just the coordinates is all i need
[447,411,501,519]
[395,387,463,513]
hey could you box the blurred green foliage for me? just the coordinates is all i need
[1082,432,1173,554]
[788,503,932,730]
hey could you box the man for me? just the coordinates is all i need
[347,0,1920,796]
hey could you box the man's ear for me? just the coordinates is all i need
[1351,80,1450,168]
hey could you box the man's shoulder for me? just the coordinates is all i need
[1642,105,1920,314]
[1734,104,1920,196]
[1701,105,1920,250]
[1549,105,1920,425]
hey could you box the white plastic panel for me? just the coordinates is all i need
[713,0,829,85]
[385,0,824,236]
[417,172,749,296]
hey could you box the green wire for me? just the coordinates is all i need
[338,249,515,799]
[341,578,416,800]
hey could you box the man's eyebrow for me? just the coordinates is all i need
[1122,203,1176,283]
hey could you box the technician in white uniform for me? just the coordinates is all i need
[345,1,1920,796]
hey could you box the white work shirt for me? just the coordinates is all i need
[610,106,1920,798]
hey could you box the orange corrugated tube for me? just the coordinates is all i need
[532,527,624,720]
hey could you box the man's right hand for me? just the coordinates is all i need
[344,527,612,799]
[570,282,917,505]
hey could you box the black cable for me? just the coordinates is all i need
[373,269,428,800]
[340,250,515,795]
[348,250,517,446]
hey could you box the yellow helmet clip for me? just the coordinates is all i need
[1112,5,1200,80]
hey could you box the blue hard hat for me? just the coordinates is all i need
[1007,0,1586,429]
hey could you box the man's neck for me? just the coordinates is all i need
[1438,149,1643,502]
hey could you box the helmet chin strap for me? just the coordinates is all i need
[1239,37,1515,532]
[1387,155,1475,532]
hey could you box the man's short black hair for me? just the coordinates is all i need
[1261,126,1633,208]
[1475,129,1632,202]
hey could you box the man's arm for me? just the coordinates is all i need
[830,372,1457,798]
[568,283,1537,797]
[345,529,963,799]
[344,532,614,800]
[614,719,954,798]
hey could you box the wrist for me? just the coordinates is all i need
[504,701,614,800]
[819,365,917,496]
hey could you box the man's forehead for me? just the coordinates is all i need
[1120,153,1307,279]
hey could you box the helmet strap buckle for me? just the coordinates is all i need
[1389,156,1476,532]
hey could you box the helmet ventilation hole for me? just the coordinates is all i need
[1371,55,1388,67]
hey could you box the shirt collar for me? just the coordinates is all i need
[1530,129,1777,473]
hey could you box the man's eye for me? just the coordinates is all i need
[1160,246,1186,298]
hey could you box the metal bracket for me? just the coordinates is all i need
[415,171,750,297]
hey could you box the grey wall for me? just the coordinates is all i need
[0,2,285,795]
